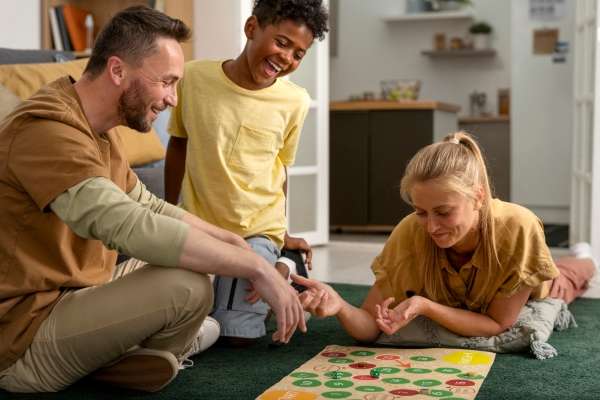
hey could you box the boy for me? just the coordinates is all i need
[165,0,328,345]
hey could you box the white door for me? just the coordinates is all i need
[287,21,329,246]
[571,0,599,258]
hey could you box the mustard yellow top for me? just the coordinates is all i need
[371,199,560,313]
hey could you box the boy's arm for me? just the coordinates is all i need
[165,136,187,204]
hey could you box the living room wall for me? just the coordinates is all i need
[0,0,40,49]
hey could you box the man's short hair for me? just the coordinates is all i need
[252,0,329,41]
[84,5,191,78]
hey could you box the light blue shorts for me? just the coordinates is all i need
[210,236,280,338]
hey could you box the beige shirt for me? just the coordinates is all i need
[371,199,560,313]
[0,77,137,371]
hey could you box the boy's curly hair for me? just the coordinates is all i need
[253,0,329,41]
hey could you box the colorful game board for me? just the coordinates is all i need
[258,345,495,400]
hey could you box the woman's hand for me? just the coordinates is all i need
[375,296,429,335]
[292,275,344,317]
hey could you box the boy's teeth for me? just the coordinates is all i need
[267,60,281,72]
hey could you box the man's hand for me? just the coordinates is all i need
[250,264,307,343]
[293,275,344,318]
[375,296,428,336]
[284,233,313,270]
[245,261,289,304]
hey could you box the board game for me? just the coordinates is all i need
[258,345,495,399]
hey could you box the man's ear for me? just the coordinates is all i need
[244,15,259,40]
[106,56,126,86]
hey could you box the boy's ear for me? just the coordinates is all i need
[244,15,259,40]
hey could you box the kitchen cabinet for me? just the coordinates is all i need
[330,101,459,231]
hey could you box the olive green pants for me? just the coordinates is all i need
[0,259,212,393]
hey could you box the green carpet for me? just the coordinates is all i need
[2,284,599,399]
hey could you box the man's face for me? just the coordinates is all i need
[245,17,314,88]
[118,37,184,132]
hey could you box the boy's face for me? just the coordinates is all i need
[245,16,314,88]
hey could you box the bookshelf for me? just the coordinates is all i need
[40,0,194,60]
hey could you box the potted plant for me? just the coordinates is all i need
[469,21,493,49]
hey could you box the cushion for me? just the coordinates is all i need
[0,84,21,121]
[376,298,577,360]
[0,59,165,166]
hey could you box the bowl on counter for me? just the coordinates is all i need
[380,79,421,101]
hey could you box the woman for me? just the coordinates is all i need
[293,131,596,342]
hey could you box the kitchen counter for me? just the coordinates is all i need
[458,115,510,124]
[330,100,461,113]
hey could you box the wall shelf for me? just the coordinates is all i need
[382,9,474,22]
[421,49,496,58]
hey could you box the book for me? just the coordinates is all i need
[48,7,63,51]
[55,5,73,52]
[62,4,90,52]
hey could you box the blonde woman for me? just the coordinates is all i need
[294,131,596,342]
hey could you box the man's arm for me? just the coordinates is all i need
[50,177,305,342]
[164,136,187,205]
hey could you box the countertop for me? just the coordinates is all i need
[458,115,510,124]
[330,100,461,113]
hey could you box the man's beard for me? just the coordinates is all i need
[118,79,153,133]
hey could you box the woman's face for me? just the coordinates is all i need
[410,180,482,253]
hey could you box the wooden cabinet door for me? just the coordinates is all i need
[369,110,433,226]
[329,111,369,226]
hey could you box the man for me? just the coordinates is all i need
[0,6,305,393]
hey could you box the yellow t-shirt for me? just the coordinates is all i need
[371,199,560,313]
[169,60,310,248]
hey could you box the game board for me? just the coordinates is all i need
[258,345,495,400]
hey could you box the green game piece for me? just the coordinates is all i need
[369,369,380,378]
[292,379,321,387]
[325,371,352,379]
[290,372,319,379]
[322,391,353,399]
[325,380,353,388]
[355,385,385,392]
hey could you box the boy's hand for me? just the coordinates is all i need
[284,233,313,270]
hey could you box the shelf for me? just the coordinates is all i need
[382,9,474,22]
[421,49,496,58]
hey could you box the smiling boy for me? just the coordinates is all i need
[165,0,328,344]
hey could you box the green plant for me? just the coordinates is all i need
[469,21,493,34]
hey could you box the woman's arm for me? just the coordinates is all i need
[293,275,383,342]
[377,286,532,337]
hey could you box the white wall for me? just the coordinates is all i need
[511,0,574,223]
[330,0,511,115]
[0,0,40,49]
[193,0,252,60]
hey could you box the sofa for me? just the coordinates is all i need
[0,47,168,198]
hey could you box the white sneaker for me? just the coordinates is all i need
[570,242,595,261]
[186,316,220,358]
